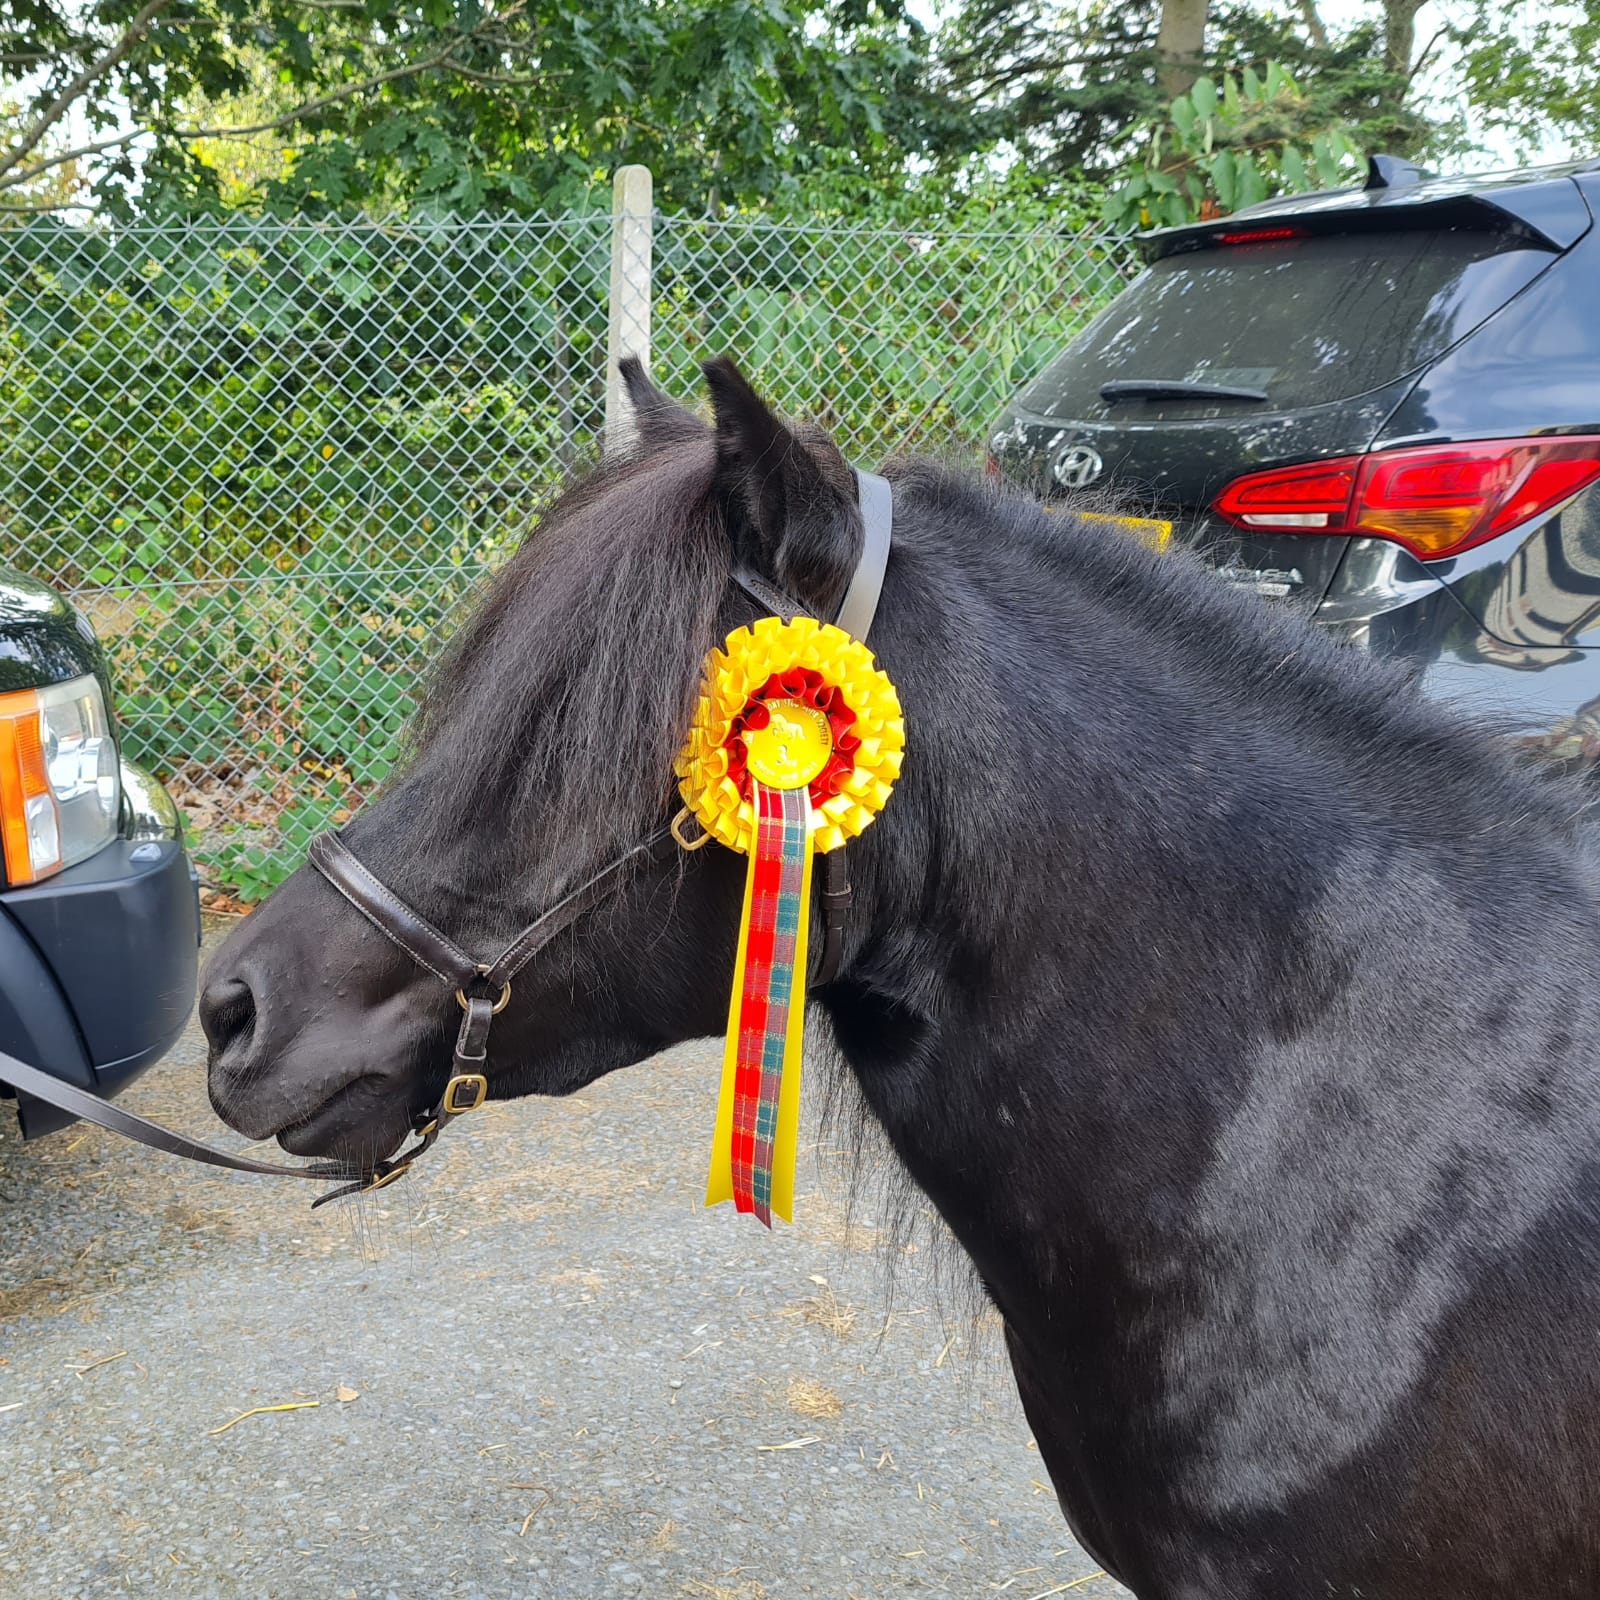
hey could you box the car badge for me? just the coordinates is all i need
[1052,442,1105,489]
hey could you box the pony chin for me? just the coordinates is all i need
[207,1033,425,1164]
[270,1069,419,1163]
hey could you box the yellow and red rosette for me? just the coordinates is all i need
[675,616,904,1225]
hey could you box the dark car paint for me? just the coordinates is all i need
[0,563,112,698]
[995,385,1415,606]
[5,839,199,1070]
[0,562,200,1137]
[0,909,98,1092]
[1378,176,1600,447]
[993,160,1600,751]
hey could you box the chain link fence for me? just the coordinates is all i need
[0,190,1133,897]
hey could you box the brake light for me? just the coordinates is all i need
[1214,226,1308,246]
[1212,437,1600,560]
[1215,457,1359,528]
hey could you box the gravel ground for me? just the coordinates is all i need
[0,922,1130,1600]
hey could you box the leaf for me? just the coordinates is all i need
[336,1385,360,1403]
[1311,134,1345,188]
[1236,158,1269,210]
[1211,149,1238,214]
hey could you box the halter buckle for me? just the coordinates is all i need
[442,1072,488,1116]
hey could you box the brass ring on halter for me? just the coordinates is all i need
[358,1159,415,1194]
[455,979,512,1014]
[670,805,712,852]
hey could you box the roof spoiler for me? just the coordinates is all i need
[1137,160,1593,261]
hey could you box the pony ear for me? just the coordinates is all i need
[701,356,859,610]
[619,356,704,446]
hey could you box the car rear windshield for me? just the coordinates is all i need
[1018,226,1558,418]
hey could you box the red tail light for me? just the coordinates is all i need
[1214,226,1308,246]
[1212,437,1600,561]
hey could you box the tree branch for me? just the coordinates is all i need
[435,61,549,86]
[1296,0,1329,50]
[0,0,173,185]
[1406,23,1450,85]
[184,42,471,135]
[0,127,151,193]
[945,52,1117,95]
[0,195,100,214]
[0,31,547,193]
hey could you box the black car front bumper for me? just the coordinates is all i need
[0,838,200,1138]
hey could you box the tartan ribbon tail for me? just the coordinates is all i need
[704,781,814,1227]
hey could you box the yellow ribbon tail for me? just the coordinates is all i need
[704,784,813,1225]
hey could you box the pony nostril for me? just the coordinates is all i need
[199,977,257,1061]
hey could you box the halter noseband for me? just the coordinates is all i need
[302,468,895,1202]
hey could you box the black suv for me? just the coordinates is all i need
[989,155,1600,762]
[0,563,199,1137]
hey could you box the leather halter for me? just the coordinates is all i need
[303,825,681,1203]
[2,468,893,1206]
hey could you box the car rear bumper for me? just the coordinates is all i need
[0,836,200,1138]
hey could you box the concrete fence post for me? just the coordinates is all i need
[605,164,653,453]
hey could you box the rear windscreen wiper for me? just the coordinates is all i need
[1100,379,1269,403]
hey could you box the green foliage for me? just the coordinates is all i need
[651,198,1130,458]
[205,791,356,902]
[1105,64,1364,230]
[1452,1,1600,164]
[3,212,599,586]
[9,0,1595,228]
[3,0,934,219]
[1,210,598,893]
[929,0,1578,190]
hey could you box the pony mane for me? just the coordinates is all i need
[407,436,730,889]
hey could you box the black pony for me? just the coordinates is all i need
[202,359,1600,1598]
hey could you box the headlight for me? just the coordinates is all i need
[0,674,122,885]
